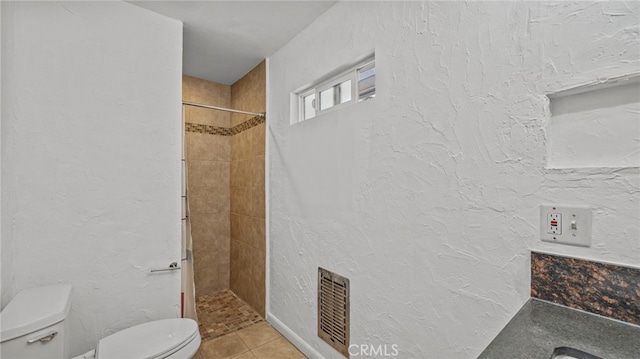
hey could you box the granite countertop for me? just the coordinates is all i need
[479,299,640,359]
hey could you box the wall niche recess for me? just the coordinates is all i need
[546,75,640,169]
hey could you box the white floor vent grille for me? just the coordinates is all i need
[318,267,350,358]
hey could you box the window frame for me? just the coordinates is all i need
[316,72,354,113]
[296,58,375,123]
[299,89,317,122]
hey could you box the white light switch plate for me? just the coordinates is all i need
[540,204,591,247]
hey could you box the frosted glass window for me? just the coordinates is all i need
[339,80,352,104]
[304,93,316,120]
[320,87,335,111]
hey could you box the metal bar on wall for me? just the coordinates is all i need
[182,101,265,117]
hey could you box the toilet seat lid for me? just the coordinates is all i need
[97,318,199,359]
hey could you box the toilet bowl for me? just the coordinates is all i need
[0,284,201,359]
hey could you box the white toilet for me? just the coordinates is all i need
[0,284,201,359]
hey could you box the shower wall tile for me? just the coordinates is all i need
[188,186,218,214]
[187,161,218,188]
[256,283,266,316]
[230,61,266,317]
[229,162,238,188]
[231,131,249,161]
[248,247,266,316]
[230,214,249,243]
[230,188,239,216]
[251,187,265,219]
[194,265,217,296]
[257,124,265,155]
[184,132,193,158]
[239,241,253,272]
[186,160,229,190]
[230,135,240,161]
[218,137,231,162]
[229,262,240,293]
[249,156,265,188]
[241,159,253,187]
[186,131,230,162]
[192,242,215,272]
[212,212,230,237]
[229,269,239,295]
[184,106,230,128]
[230,239,241,268]
[214,236,230,261]
[190,213,217,244]
[230,160,251,188]
[216,187,231,213]
[183,75,231,128]
[187,132,220,161]
[248,124,265,156]
[188,173,231,214]
[230,214,241,241]
[219,161,230,188]
[251,219,266,252]
[232,215,249,247]
[250,249,265,282]
[216,260,230,290]
[231,187,252,216]
[235,270,252,305]
[243,217,261,251]
[184,75,231,297]
[184,103,228,128]
[251,281,265,317]
[231,61,266,127]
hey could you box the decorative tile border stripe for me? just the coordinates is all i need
[231,115,265,134]
[185,115,265,136]
[531,252,640,325]
[185,122,233,136]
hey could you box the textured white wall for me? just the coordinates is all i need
[0,0,7,309]
[547,79,640,168]
[1,2,182,356]
[267,2,639,358]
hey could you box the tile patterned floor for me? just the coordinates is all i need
[196,290,265,341]
[194,291,306,359]
[195,322,307,359]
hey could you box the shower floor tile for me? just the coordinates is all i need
[196,290,265,341]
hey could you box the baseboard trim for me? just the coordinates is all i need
[267,312,326,359]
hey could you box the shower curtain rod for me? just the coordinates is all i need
[182,101,265,117]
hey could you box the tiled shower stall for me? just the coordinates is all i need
[183,61,266,329]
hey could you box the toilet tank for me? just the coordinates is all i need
[0,284,73,359]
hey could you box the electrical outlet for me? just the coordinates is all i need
[540,205,591,247]
[547,213,562,234]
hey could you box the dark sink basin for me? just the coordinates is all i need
[550,347,603,359]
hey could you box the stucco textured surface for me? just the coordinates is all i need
[267,2,639,358]
[0,1,7,309]
[1,2,182,356]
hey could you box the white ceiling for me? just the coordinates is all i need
[131,1,336,85]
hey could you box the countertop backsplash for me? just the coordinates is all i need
[531,251,640,325]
